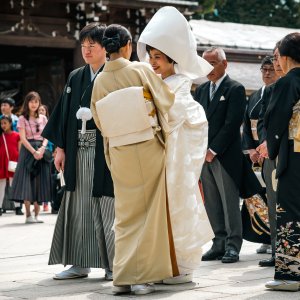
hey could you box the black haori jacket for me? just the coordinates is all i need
[42,65,114,198]
[265,68,300,178]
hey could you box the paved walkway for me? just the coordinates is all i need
[0,209,296,299]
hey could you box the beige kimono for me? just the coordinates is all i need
[91,57,175,285]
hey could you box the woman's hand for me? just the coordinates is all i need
[33,150,43,160]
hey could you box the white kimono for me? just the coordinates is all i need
[165,74,214,274]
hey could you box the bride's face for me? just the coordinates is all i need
[149,48,174,79]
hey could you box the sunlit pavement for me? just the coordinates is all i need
[0,209,295,299]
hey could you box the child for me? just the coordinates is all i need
[0,115,21,215]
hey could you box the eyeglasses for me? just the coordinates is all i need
[35,122,40,133]
[81,44,96,50]
[260,67,275,73]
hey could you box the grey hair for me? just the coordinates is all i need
[203,47,226,61]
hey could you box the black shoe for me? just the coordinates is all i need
[51,208,59,214]
[259,256,275,267]
[222,249,239,263]
[202,249,225,261]
[15,208,24,215]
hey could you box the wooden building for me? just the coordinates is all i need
[0,0,200,111]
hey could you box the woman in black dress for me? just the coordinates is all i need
[265,32,300,291]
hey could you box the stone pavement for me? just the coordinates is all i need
[0,209,297,300]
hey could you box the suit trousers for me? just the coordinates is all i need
[201,158,242,253]
[262,158,277,256]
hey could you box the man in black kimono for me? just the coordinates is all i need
[242,56,278,255]
[42,23,115,280]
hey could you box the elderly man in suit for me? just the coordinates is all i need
[194,47,246,263]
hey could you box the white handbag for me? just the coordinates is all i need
[2,134,17,172]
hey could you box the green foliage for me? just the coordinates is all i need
[195,0,300,28]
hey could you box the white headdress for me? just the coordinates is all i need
[137,6,213,80]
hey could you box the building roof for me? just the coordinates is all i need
[190,19,300,51]
[189,20,300,92]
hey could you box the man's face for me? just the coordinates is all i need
[1,103,13,115]
[203,51,227,83]
[260,63,278,86]
[81,38,106,66]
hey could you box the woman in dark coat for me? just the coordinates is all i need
[265,32,300,291]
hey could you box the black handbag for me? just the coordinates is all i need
[25,154,41,177]
[43,148,53,163]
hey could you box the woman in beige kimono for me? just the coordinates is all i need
[91,24,176,295]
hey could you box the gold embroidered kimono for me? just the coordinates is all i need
[91,57,175,285]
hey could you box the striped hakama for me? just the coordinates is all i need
[48,130,115,269]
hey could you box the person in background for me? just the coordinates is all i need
[0,116,20,216]
[0,98,19,132]
[11,91,51,223]
[42,23,115,281]
[256,43,285,267]
[38,104,53,212]
[264,32,300,291]
[0,98,23,214]
[242,56,279,255]
[194,47,263,264]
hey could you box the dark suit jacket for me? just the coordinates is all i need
[194,75,262,198]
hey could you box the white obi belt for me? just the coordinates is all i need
[95,86,159,147]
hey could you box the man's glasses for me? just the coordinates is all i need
[260,67,275,73]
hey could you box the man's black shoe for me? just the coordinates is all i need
[259,256,275,267]
[221,249,239,263]
[202,249,225,261]
[15,208,24,215]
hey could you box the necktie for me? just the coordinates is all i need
[210,82,216,101]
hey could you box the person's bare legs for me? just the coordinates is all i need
[24,200,31,218]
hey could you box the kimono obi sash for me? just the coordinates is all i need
[288,99,300,152]
[95,86,159,147]
[250,119,259,141]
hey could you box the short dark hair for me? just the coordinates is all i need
[102,24,132,54]
[0,115,12,123]
[261,56,273,68]
[278,32,300,63]
[79,23,106,45]
[145,45,175,64]
[1,97,15,107]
